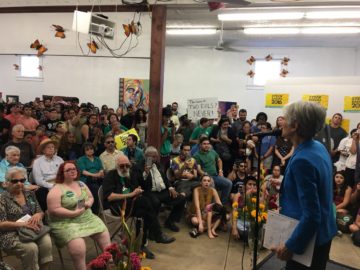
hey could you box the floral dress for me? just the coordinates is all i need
[49,182,107,248]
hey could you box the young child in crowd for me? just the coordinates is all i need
[188,174,225,239]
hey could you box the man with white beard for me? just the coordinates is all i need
[102,155,175,259]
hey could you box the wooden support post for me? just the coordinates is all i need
[147,5,167,150]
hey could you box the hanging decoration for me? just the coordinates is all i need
[52,24,66,39]
[30,39,48,57]
[246,56,256,65]
[38,65,43,71]
[247,70,255,78]
[13,64,19,70]
[280,69,289,77]
[265,54,273,61]
[123,20,141,37]
[281,57,290,65]
[87,40,99,54]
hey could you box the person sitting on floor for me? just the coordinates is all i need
[47,161,110,270]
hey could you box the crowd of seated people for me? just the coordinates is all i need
[0,97,359,270]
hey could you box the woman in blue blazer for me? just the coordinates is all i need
[273,101,337,270]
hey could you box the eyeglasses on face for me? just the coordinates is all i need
[119,164,130,169]
[64,168,77,173]
[10,178,26,184]
[106,141,115,144]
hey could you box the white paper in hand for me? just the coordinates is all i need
[16,214,32,222]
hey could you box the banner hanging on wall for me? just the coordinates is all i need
[187,97,218,121]
[265,93,289,108]
[302,94,329,109]
[344,96,360,112]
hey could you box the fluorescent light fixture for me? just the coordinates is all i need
[244,27,300,35]
[306,11,360,19]
[301,27,360,34]
[244,27,360,35]
[166,28,217,35]
[218,12,304,21]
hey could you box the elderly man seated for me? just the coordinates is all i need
[102,155,175,259]
[0,146,38,192]
[139,146,186,232]
[170,142,201,199]
[32,139,64,211]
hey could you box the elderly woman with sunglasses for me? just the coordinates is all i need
[0,167,53,270]
[47,161,110,270]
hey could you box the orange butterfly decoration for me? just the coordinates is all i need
[281,57,290,66]
[123,24,131,37]
[87,40,99,54]
[123,21,139,37]
[246,56,256,65]
[30,39,48,57]
[247,70,255,78]
[52,24,66,39]
[265,54,273,61]
[38,65,43,71]
[13,64,19,70]
[280,69,289,77]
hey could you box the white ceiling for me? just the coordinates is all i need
[2,0,360,48]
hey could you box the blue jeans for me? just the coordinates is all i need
[212,175,232,204]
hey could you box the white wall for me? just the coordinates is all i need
[163,47,358,120]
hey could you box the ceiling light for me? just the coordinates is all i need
[218,12,304,21]
[166,28,217,35]
[306,11,360,19]
[301,27,360,34]
[244,27,300,35]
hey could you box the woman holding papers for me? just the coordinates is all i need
[273,101,337,270]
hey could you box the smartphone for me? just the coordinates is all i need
[145,157,153,167]
[77,199,85,209]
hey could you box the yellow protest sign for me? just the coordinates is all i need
[344,96,360,112]
[302,94,329,109]
[326,118,350,133]
[114,128,140,150]
[265,94,289,108]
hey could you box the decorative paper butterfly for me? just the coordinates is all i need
[281,57,290,66]
[38,65,43,71]
[265,54,273,61]
[246,56,256,65]
[123,21,140,37]
[52,24,66,39]
[247,70,255,78]
[13,64,19,70]
[87,40,99,54]
[30,39,48,57]
[280,69,289,77]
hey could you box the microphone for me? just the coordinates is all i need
[251,129,282,138]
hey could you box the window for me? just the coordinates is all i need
[253,60,281,86]
[17,56,43,81]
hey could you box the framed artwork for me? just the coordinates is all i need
[6,95,19,104]
[119,78,149,115]
[218,101,237,117]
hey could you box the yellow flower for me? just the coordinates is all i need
[139,252,146,259]
[232,202,239,209]
[251,198,257,203]
[141,267,152,270]
[258,217,262,223]
[259,203,265,210]
[233,211,239,219]
[251,210,256,218]
[261,212,268,221]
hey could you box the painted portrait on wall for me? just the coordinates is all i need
[119,78,149,115]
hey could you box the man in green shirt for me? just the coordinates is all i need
[189,118,211,145]
[193,137,232,204]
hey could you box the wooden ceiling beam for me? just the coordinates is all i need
[0,5,151,13]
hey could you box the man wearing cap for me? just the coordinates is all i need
[33,139,64,211]
[0,124,35,167]
[102,155,175,259]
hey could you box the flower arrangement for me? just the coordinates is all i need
[87,215,151,270]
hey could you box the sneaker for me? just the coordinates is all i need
[189,228,199,238]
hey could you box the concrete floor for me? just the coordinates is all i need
[2,218,360,270]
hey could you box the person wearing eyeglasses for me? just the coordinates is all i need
[47,161,110,270]
[99,134,124,173]
[0,167,53,270]
[102,155,175,260]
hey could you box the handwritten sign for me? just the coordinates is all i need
[344,96,360,112]
[187,98,218,120]
[114,128,139,150]
[265,93,289,108]
[302,94,329,109]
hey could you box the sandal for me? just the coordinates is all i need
[189,228,199,238]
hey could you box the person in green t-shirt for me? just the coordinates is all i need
[193,137,232,204]
[189,118,211,145]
